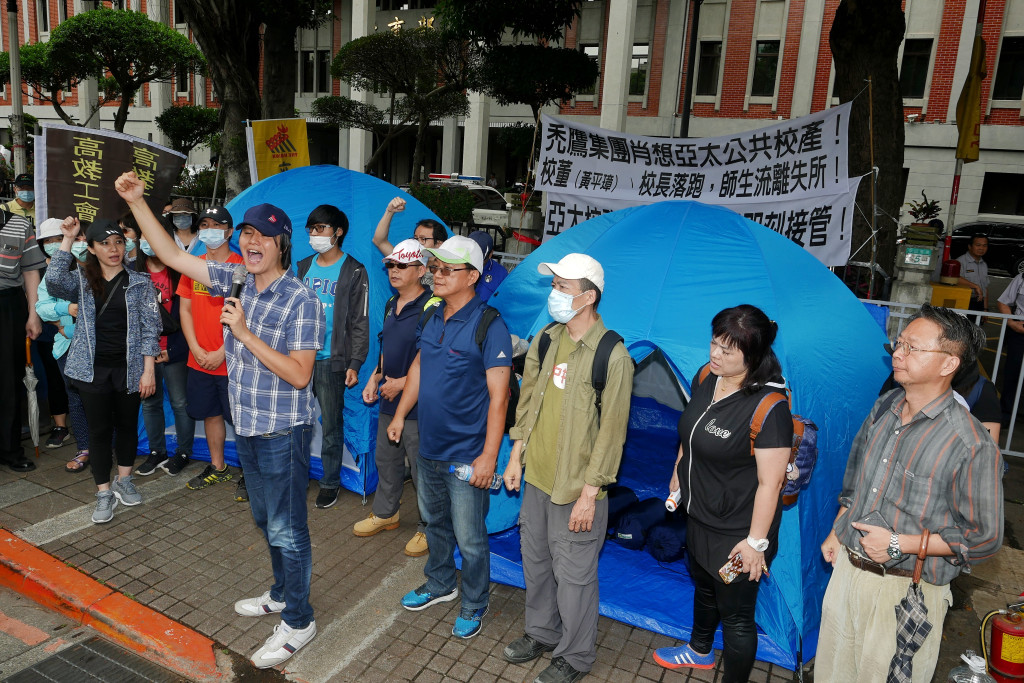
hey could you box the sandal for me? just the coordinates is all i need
[65,451,89,473]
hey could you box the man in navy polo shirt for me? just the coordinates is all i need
[116,172,324,669]
[387,235,512,640]
[357,239,435,556]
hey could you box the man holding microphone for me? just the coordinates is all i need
[115,172,324,669]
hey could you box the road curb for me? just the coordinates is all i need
[0,528,223,682]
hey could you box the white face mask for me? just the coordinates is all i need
[198,228,228,249]
[139,239,155,257]
[308,236,335,254]
[547,288,584,324]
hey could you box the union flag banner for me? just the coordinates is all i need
[247,118,311,183]
[35,123,186,224]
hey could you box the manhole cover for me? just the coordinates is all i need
[3,636,184,682]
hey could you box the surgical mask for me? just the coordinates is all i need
[43,242,61,257]
[547,289,584,324]
[17,191,34,203]
[308,236,335,254]
[139,239,155,256]
[198,228,228,249]
[124,238,136,253]
[172,215,192,230]
[70,241,89,262]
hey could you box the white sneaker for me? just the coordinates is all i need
[250,620,316,669]
[234,591,286,617]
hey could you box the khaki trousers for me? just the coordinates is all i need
[814,549,952,683]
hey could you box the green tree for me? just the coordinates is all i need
[0,42,114,126]
[47,8,206,133]
[155,105,220,156]
[434,0,581,44]
[478,44,598,122]
[323,27,476,185]
[173,1,332,198]
[830,0,906,290]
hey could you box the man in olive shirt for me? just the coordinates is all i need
[502,254,633,683]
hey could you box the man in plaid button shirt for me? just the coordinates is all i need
[817,305,1003,683]
[117,173,324,669]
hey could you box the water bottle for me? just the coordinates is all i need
[449,464,503,490]
[665,489,682,512]
[946,651,996,683]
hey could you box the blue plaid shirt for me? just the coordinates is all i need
[207,261,324,437]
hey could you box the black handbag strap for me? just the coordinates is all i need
[96,270,127,320]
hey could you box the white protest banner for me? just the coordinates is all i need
[536,104,850,204]
[546,176,860,267]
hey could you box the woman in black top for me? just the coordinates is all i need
[653,305,793,682]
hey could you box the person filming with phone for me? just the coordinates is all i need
[816,305,1003,683]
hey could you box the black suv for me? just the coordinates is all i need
[950,220,1024,275]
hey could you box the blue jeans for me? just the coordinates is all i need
[236,424,315,630]
[312,359,345,490]
[141,360,195,457]
[416,455,491,611]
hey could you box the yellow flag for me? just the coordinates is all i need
[251,118,311,180]
[955,35,986,162]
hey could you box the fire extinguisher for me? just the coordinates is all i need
[981,602,1024,682]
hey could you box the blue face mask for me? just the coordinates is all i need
[43,242,61,258]
[124,238,136,254]
[139,239,155,257]
[547,289,584,324]
[198,228,228,248]
[172,215,193,230]
[17,191,34,203]
[70,241,89,262]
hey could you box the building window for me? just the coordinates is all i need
[751,40,780,97]
[37,0,50,34]
[176,65,190,95]
[578,44,600,96]
[174,2,186,25]
[301,51,316,94]
[629,44,649,96]
[58,1,67,23]
[992,36,1024,101]
[696,41,722,96]
[899,39,932,99]
[979,173,1024,215]
[317,50,331,94]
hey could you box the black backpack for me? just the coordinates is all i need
[535,322,625,420]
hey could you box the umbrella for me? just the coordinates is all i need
[23,337,40,458]
[886,530,933,683]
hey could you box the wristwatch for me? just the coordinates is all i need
[887,532,903,560]
[746,536,769,552]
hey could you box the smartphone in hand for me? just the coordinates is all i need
[856,509,892,536]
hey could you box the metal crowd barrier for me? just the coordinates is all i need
[861,298,1023,459]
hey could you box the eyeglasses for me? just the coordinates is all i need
[415,236,437,246]
[306,223,334,234]
[888,339,951,357]
[427,265,468,277]
[385,261,414,270]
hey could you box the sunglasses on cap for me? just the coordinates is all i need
[385,261,418,270]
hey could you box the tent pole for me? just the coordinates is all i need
[867,77,877,298]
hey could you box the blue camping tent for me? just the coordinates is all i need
[484,200,891,670]
[142,165,450,495]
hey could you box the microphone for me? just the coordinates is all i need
[228,263,247,303]
[223,264,248,329]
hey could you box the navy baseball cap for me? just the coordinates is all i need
[239,203,291,238]
[14,173,32,187]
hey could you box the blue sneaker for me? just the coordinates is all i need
[400,584,458,612]
[653,643,716,670]
[452,605,488,639]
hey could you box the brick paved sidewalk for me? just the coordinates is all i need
[0,445,801,682]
